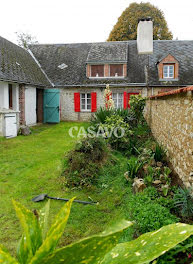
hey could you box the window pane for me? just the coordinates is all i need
[163,66,168,73]
[163,66,168,78]
[118,93,123,99]
[87,93,91,99]
[82,104,85,110]
[118,93,123,108]
[91,65,104,77]
[112,93,116,100]
[163,65,174,78]
[169,66,174,77]
[112,93,118,108]
[81,94,85,99]
[110,64,123,77]
[87,104,91,110]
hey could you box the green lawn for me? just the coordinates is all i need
[0,122,132,255]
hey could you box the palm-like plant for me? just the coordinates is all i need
[174,187,193,217]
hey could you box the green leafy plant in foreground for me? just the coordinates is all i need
[1,200,193,264]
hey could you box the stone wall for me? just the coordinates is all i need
[60,86,145,121]
[145,86,193,189]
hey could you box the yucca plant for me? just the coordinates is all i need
[1,199,193,264]
[91,107,114,126]
[174,187,193,217]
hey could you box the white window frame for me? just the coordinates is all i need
[163,64,174,79]
[109,64,124,77]
[112,93,123,109]
[80,93,91,112]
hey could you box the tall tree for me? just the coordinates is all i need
[15,32,38,49]
[107,2,173,41]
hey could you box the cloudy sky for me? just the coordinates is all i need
[1,0,193,44]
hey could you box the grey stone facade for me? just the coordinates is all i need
[60,86,146,121]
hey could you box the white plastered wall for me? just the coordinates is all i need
[12,84,19,111]
[25,86,37,125]
[0,82,9,109]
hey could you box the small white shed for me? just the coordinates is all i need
[0,109,19,138]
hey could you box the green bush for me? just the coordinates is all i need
[1,200,193,264]
[63,137,108,188]
[128,193,179,234]
[130,94,146,122]
[100,115,132,151]
[143,186,160,200]
[143,188,175,211]
[91,107,135,127]
[156,197,175,211]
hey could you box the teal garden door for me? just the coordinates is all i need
[43,89,60,123]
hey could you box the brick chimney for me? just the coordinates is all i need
[137,17,153,55]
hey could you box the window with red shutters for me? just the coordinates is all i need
[110,64,123,77]
[91,92,97,112]
[74,93,80,112]
[91,65,104,77]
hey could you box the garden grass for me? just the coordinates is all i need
[0,122,133,255]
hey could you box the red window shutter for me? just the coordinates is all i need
[74,93,80,112]
[91,92,97,112]
[123,92,127,109]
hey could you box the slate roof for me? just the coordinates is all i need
[86,42,128,63]
[0,36,50,86]
[148,40,193,86]
[29,40,193,87]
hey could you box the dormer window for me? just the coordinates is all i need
[157,54,179,81]
[91,65,104,77]
[87,64,127,78]
[110,64,123,77]
[163,64,174,78]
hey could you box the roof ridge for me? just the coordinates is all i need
[29,39,193,47]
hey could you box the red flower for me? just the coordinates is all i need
[188,253,192,259]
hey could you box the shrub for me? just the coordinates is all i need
[63,137,108,188]
[128,193,179,234]
[100,114,132,151]
[1,200,193,264]
[156,197,175,211]
[127,156,144,179]
[130,94,146,122]
[174,187,193,218]
[91,107,135,127]
[143,186,160,200]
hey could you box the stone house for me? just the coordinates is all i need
[1,34,193,136]
[29,40,193,121]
